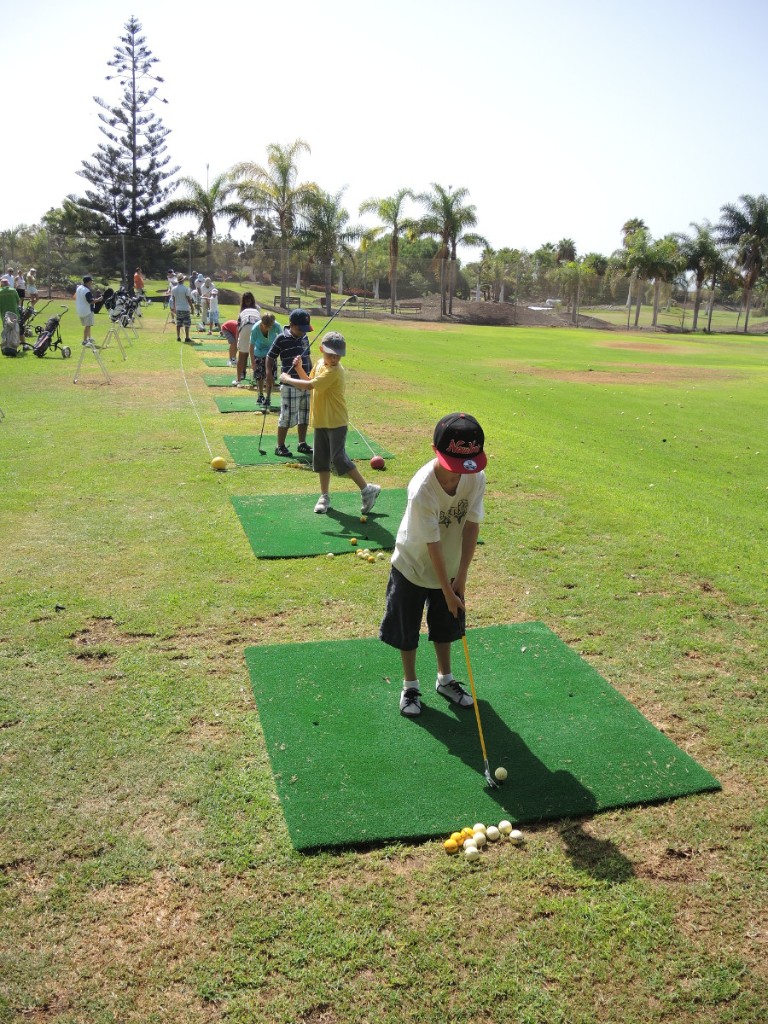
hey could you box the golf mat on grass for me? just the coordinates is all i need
[203,357,234,366]
[231,488,405,557]
[204,374,241,387]
[193,343,229,352]
[214,395,273,413]
[224,428,394,466]
[245,623,720,851]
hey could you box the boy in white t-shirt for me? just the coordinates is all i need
[379,413,487,717]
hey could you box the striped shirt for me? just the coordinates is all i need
[267,326,312,378]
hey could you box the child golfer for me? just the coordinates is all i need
[379,413,486,717]
[279,331,381,516]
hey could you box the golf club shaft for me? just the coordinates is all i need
[462,634,490,764]
[307,294,356,350]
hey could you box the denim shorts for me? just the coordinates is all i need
[379,565,465,651]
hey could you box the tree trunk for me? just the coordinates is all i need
[373,277,380,300]
[279,243,287,307]
[324,264,333,316]
[633,278,643,327]
[692,285,702,331]
[206,229,213,277]
[743,286,752,333]
[652,280,661,326]
[706,271,717,332]
[390,235,398,315]
[336,268,343,295]
[439,259,446,317]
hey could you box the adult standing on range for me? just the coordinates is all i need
[171,273,193,343]
[75,275,101,346]
[267,308,314,458]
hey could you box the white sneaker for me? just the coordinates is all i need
[314,493,330,514]
[361,483,381,514]
[435,677,474,707]
[399,687,422,716]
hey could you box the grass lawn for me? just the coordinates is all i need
[1,304,766,1022]
[581,301,768,333]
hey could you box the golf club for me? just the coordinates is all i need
[461,633,498,789]
[257,398,268,455]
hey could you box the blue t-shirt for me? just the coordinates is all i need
[251,321,282,359]
[267,326,312,378]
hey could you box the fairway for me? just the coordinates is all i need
[1,301,766,1023]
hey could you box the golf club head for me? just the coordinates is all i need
[483,762,499,789]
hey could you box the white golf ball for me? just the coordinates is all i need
[472,830,487,848]
[498,820,513,835]
[485,825,501,842]
[462,838,477,852]
[326,552,335,559]
[508,829,524,845]
[464,846,481,862]
[472,823,487,834]
[494,766,508,781]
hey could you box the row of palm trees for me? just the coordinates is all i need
[614,199,768,333]
[163,138,768,331]
[163,140,486,317]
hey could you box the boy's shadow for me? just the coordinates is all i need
[324,507,396,548]
[414,697,635,882]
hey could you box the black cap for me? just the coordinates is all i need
[433,413,487,474]
[289,308,313,331]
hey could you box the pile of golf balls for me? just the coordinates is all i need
[443,820,525,859]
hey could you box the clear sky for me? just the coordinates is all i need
[3,0,767,259]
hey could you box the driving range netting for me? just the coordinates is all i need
[244,623,720,851]
[231,488,405,557]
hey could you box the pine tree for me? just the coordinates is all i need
[71,16,178,238]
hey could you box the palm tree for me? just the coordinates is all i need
[621,219,647,310]
[717,193,768,333]
[417,185,487,316]
[298,189,359,315]
[679,221,721,331]
[163,174,249,276]
[359,188,416,314]
[232,140,318,308]
[615,228,652,327]
[621,218,647,246]
[556,238,577,264]
[646,235,683,327]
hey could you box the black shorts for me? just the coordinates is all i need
[379,565,465,651]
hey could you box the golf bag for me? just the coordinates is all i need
[103,286,141,328]
[18,301,47,344]
[33,308,71,359]
[1,312,21,356]
[92,287,115,315]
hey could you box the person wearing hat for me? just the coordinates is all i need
[266,308,315,458]
[279,330,381,515]
[26,268,39,307]
[75,275,100,345]
[379,413,487,717]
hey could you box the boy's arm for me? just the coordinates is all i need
[426,541,466,619]
[453,520,480,596]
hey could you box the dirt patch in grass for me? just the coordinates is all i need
[500,363,741,386]
[600,341,690,352]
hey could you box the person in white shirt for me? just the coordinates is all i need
[379,413,487,717]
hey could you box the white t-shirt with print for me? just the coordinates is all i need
[391,459,485,589]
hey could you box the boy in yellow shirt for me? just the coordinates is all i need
[280,331,381,515]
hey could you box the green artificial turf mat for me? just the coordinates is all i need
[224,428,394,466]
[193,343,229,352]
[244,623,721,851]
[214,395,268,413]
[231,488,405,557]
[202,357,232,366]
[203,374,240,387]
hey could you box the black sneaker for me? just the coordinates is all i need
[297,441,313,455]
[275,445,293,458]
